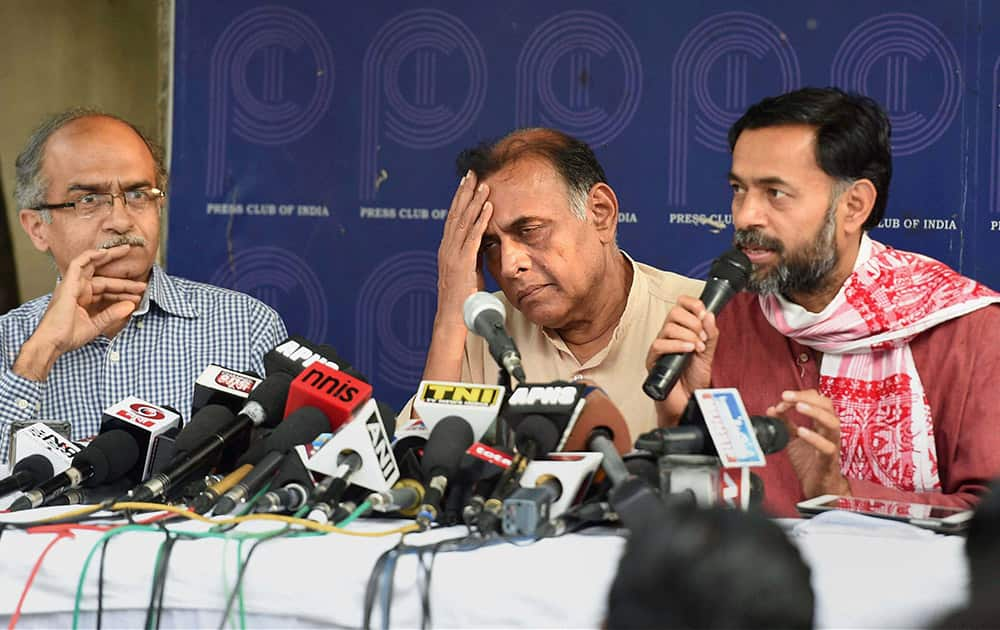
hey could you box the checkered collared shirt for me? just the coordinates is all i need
[0,265,287,462]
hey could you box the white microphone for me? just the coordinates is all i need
[463,292,526,382]
[412,380,505,441]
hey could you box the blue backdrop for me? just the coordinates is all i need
[169,1,1000,411]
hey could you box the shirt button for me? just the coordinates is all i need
[136,320,144,329]
[109,351,121,363]
[16,399,28,410]
[798,352,809,363]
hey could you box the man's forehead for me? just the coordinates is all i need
[43,117,156,179]
[731,125,824,178]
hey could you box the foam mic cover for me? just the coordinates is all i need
[0,454,53,498]
[242,372,295,429]
[173,405,238,453]
[751,415,789,454]
[514,415,561,457]
[75,430,141,487]
[560,386,633,455]
[422,417,475,481]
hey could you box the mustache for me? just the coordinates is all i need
[98,235,146,249]
[733,229,783,253]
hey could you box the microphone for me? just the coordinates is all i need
[412,380,505,441]
[189,466,252,514]
[503,382,587,450]
[502,474,562,536]
[463,292,526,383]
[303,398,399,495]
[478,414,561,534]
[367,479,425,515]
[99,397,182,483]
[213,407,331,515]
[264,336,367,382]
[11,422,81,478]
[0,454,54,499]
[10,430,140,511]
[643,248,752,400]
[284,362,373,431]
[560,384,633,455]
[634,415,789,457]
[45,478,133,507]
[192,364,262,415]
[417,417,475,528]
[127,372,292,502]
[253,450,316,514]
[308,451,363,523]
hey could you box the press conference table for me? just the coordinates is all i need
[0,506,967,629]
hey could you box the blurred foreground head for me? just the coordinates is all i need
[606,505,814,630]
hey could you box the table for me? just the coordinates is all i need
[0,507,968,629]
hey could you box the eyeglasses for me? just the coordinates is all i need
[33,188,166,220]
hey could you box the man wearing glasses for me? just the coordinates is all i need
[0,110,287,462]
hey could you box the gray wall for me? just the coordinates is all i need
[0,0,166,303]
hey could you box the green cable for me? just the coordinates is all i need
[236,538,247,630]
[73,521,316,629]
[336,500,372,527]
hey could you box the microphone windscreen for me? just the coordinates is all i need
[77,430,140,486]
[709,247,752,288]
[562,386,632,455]
[514,414,560,456]
[463,291,505,330]
[421,416,474,480]
[14,453,54,480]
[267,407,330,452]
[174,405,237,453]
[246,372,294,428]
[751,416,789,454]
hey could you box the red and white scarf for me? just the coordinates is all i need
[760,235,1000,492]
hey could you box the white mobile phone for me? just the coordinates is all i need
[796,494,974,533]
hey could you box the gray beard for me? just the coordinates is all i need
[735,206,839,298]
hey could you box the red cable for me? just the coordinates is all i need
[7,531,74,630]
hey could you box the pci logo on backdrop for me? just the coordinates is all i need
[666,11,960,210]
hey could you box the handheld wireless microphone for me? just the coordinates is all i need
[643,248,751,400]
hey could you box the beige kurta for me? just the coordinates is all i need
[399,253,705,442]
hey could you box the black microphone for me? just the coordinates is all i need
[0,454,54,499]
[213,406,330,515]
[10,430,140,511]
[417,416,475,528]
[634,415,789,457]
[478,414,560,534]
[643,248,752,400]
[254,450,317,514]
[463,292,526,382]
[45,478,134,507]
[127,372,292,502]
[307,451,363,524]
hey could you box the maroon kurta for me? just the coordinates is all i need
[713,293,1000,517]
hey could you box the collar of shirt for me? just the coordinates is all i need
[133,264,199,320]
[539,251,648,370]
